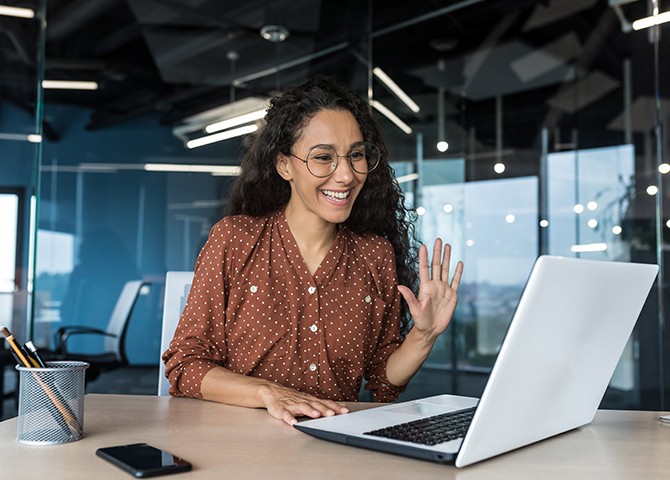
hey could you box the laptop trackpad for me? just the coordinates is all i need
[384,402,454,417]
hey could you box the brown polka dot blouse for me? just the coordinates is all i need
[162,210,405,402]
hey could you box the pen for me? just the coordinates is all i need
[25,340,47,368]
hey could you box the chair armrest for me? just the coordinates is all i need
[54,326,117,355]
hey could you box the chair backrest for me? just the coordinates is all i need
[158,271,194,396]
[105,280,151,362]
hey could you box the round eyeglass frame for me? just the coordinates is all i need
[289,141,381,178]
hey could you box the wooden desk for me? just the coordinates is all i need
[0,394,668,479]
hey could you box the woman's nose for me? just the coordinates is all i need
[332,156,355,183]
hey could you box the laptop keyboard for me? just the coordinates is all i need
[364,407,476,446]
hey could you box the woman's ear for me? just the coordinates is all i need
[276,154,293,181]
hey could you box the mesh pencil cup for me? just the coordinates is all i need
[16,361,89,445]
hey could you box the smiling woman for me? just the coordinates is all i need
[162,75,464,426]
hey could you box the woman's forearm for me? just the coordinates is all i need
[200,366,275,408]
[385,328,439,387]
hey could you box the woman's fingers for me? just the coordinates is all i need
[420,239,458,285]
[451,260,464,290]
[418,243,430,285]
[264,386,349,426]
[441,242,452,283]
[431,238,443,281]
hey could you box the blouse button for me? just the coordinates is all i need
[308,286,316,294]
[250,285,258,293]
[310,324,317,332]
[364,295,372,303]
[309,363,317,372]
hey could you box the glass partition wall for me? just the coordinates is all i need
[1,1,667,411]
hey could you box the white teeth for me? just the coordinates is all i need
[322,190,350,199]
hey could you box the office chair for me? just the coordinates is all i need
[51,279,151,384]
[157,271,193,396]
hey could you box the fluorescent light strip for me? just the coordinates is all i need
[205,109,267,134]
[632,11,670,30]
[0,133,41,143]
[373,67,420,113]
[0,5,35,18]
[570,243,608,253]
[396,173,419,184]
[187,124,258,149]
[42,80,99,90]
[144,164,241,175]
[370,100,412,135]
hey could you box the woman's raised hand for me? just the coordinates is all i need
[397,239,463,342]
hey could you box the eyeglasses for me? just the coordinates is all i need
[289,141,380,178]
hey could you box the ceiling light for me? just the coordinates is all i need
[370,99,412,134]
[632,10,670,30]
[505,214,515,223]
[0,5,34,18]
[0,133,41,142]
[573,204,584,214]
[443,203,454,213]
[396,173,419,184]
[587,201,598,210]
[571,243,607,253]
[416,207,426,216]
[42,80,98,90]
[494,162,505,174]
[144,164,241,175]
[205,109,266,134]
[260,25,289,42]
[647,185,658,195]
[373,67,420,113]
[612,225,622,235]
[437,141,449,152]
[173,96,268,147]
[659,163,670,174]
[186,124,258,149]
[539,220,549,228]
[587,219,598,228]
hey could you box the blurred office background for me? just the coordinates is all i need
[1,0,669,419]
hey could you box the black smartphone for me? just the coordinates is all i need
[96,443,192,478]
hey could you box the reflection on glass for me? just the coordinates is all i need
[420,176,538,367]
[548,144,634,260]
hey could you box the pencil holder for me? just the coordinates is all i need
[16,361,89,445]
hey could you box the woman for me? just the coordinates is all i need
[163,75,463,425]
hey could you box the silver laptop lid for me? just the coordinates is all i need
[456,255,658,467]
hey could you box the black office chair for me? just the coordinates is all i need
[49,280,151,384]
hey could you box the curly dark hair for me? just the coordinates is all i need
[227,75,418,333]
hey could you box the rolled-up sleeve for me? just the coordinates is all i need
[162,222,229,399]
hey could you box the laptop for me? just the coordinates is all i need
[294,255,658,467]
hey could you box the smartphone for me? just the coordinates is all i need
[96,443,192,478]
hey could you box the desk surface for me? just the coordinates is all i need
[0,394,668,479]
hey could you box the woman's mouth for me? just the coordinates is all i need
[321,189,352,204]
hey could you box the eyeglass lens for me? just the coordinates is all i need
[306,142,379,177]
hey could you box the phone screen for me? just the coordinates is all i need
[96,443,192,478]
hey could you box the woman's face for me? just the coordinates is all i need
[276,108,367,226]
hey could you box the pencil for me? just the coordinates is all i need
[1,326,32,367]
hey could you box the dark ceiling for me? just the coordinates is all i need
[1,0,667,155]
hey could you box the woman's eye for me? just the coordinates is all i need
[350,151,365,161]
[313,154,334,163]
